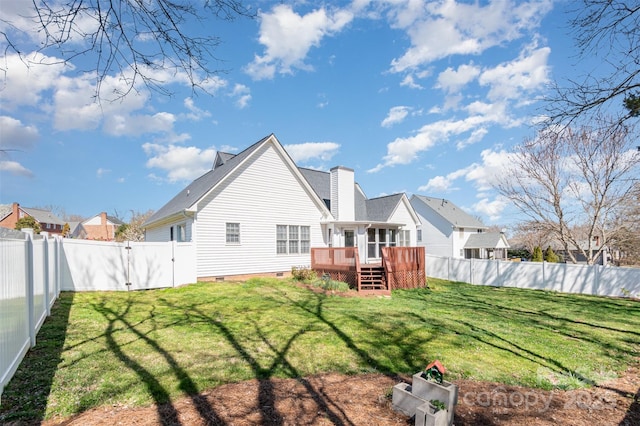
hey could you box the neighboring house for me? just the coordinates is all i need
[410,195,509,259]
[74,212,124,240]
[551,237,612,265]
[144,134,421,280]
[0,202,66,235]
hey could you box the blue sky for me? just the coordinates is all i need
[1,0,583,226]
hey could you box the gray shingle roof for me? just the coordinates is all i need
[365,194,404,222]
[464,232,509,249]
[145,134,272,227]
[411,195,486,229]
[299,168,331,207]
[299,168,406,222]
[0,204,12,221]
[21,207,65,226]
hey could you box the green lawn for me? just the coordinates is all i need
[1,278,638,422]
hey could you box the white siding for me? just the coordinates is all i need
[195,143,326,278]
[330,167,355,221]
[83,215,102,225]
[145,218,193,243]
[413,202,454,257]
[388,200,418,246]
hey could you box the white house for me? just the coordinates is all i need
[144,134,421,280]
[410,195,509,259]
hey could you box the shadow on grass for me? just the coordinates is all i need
[91,298,225,426]
[0,292,74,423]
[160,296,358,426]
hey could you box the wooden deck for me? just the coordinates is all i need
[310,247,426,296]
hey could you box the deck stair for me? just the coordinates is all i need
[358,264,390,295]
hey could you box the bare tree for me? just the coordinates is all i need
[546,0,640,127]
[1,0,254,98]
[508,222,555,256]
[495,118,640,264]
[609,181,640,265]
[114,209,154,242]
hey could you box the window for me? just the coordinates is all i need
[367,228,376,258]
[398,229,411,246]
[277,225,288,254]
[226,223,240,244]
[389,229,397,247]
[289,225,299,254]
[417,229,422,242]
[176,223,186,242]
[301,226,310,253]
[277,225,310,254]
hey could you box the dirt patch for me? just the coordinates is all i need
[35,364,638,426]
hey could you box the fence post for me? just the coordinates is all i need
[23,229,36,348]
[43,234,50,316]
[469,258,474,285]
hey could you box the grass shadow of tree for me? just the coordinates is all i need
[91,297,225,426]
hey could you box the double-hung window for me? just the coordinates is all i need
[226,223,240,244]
[277,225,310,254]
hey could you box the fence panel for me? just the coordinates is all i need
[0,237,30,402]
[426,254,640,298]
[449,257,472,283]
[599,266,640,297]
[31,238,48,332]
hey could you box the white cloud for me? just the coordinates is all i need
[284,142,340,163]
[418,166,471,192]
[0,116,39,149]
[479,43,551,101]
[400,74,423,89]
[465,148,514,191]
[0,160,33,177]
[143,143,217,183]
[389,0,552,72]
[183,98,212,121]
[245,4,354,80]
[436,63,481,93]
[472,196,510,222]
[105,112,176,137]
[0,52,68,109]
[381,106,411,128]
[370,115,501,172]
[230,84,252,109]
[96,168,111,178]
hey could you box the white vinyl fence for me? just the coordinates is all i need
[426,254,640,298]
[0,230,196,403]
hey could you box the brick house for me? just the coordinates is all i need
[0,202,66,234]
[74,212,124,241]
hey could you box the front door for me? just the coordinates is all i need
[344,230,355,247]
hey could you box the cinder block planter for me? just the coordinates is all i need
[416,402,448,426]
[411,373,458,426]
[392,383,426,417]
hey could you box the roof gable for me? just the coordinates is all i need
[145,134,331,227]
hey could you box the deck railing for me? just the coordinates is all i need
[310,247,361,288]
[311,246,427,292]
[381,246,426,289]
